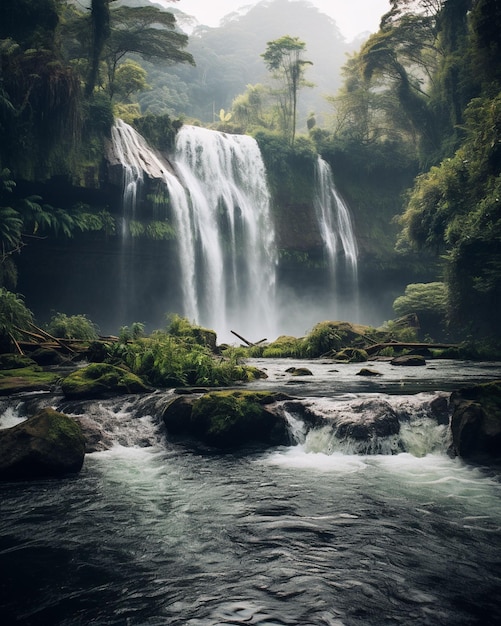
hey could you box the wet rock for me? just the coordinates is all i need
[449,381,501,462]
[162,390,290,449]
[29,348,68,366]
[390,355,426,366]
[61,363,150,400]
[334,399,400,440]
[429,395,449,425]
[356,368,382,377]
[287,367,313,376]
[0,408,85,480]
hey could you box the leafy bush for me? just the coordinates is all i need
[0,288,34,350]
[46,313,99,340]
[392,282,448,340]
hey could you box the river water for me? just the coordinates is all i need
[1,359,501,625]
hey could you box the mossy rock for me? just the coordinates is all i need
[0,366,60,395]
[305,321,374,357]
[288,367,313,376]
[0,354,38,370]
[61,363,150,399]
[334,348,369,363]
[162,390,290,449]
[449,381,501,462]
[0,408,85,480]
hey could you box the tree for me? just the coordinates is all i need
[261,35,312,146]
[78,1,192,97]
[113,59,149,101]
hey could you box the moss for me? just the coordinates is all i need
[190,390,287,448]
[61,363,149,399]
[0,367,59,394]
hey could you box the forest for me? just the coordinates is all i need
[0,0,500,353]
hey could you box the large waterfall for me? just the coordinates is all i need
[110,121,359,341]
[172,125,278,342]
[314,156,359,321]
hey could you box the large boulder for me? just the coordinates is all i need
[0,408,85,480]
[162,390,290,449]
[449,381,501,462]
[61,363,150,399]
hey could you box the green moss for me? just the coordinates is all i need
[0,367,59,394]
[61,363,149,399]
[190,390,285,447]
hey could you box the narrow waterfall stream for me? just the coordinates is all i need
[314,157,359,320]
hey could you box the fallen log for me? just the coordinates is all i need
[366,341,459,355]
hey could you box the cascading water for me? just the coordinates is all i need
[172,125,278,342]
[314,156,359,320]
[110,120,361,341]
[110,121,278,342]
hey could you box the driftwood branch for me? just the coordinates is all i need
[231,330,267,347]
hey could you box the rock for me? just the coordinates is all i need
[0,408,85,480]
[334,398,400,440]
[429,395,449,425]
[162,390,290,449]
[29,348,68,366]
[449,381,501,462]
[61,363,150,399]
[288,367,313,376]
[390,355,427,366]
[356,368,382,377]
[0,354,38,370]
[334,348,369,363]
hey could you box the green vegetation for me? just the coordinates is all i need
[46,313,99,341]
[393,283,448,341]
[261,35,312,146]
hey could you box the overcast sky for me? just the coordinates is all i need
[172,0,390,40]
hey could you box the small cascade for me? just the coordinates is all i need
[173,126,278,342]
[314,157,359,320]
[281,392,451,457]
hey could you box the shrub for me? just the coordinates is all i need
[0,288,34,350]
[46,313,99,340]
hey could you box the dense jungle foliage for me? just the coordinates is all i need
[0,0,500,351]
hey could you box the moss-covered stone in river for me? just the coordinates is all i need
[61,363,149,399]
[191,390,289,449]
[162,390,290,449]
[0,408,86,480]
[0,365,60,395]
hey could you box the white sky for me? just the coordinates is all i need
[172,0,390,40]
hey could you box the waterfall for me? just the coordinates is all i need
[110,121,360,340]
[314,156,359,320]
[110,121,278,342]
[172,126,278,342]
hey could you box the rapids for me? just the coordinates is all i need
[1,359,501,625]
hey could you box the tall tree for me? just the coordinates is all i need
[261,35,312,146]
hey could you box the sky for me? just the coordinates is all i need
[170,0,390,40]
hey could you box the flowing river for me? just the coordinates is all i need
[1,359,501,625]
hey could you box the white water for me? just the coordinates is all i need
[2,361,501,624]
[173,125,278,343]
[314,156,359,320]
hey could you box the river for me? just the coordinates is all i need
[1,359,501,625]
